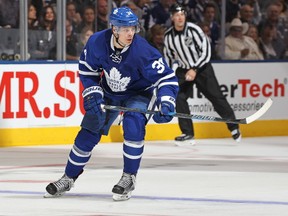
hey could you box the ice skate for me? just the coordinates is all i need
[231,129,241,142]
[175,134,196,146]
[112,172,136,201]
[44,174,74,198]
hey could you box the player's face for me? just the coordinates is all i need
[117,26,136,45]
[172,11,186,30]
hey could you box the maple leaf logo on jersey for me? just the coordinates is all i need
[104,67,131,92]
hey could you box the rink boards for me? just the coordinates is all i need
[0,61,287,146]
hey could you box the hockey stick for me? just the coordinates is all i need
[102,98,273,124]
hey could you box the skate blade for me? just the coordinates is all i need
[175,139,196,147]
[112,192,131,201]
[43,192,65,198]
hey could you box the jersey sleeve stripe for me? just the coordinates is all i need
[78,70,102,76]
[158,81,179,89]
[79,60,98,72]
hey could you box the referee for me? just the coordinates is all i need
[163,3,241,146]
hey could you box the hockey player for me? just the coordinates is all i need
[44,6,179,201]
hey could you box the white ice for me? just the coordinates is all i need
[0,136,287,216]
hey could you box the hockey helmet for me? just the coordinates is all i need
[169,3,186,15]
[110,6,139,27]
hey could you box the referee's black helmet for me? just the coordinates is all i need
[169,3,186,15]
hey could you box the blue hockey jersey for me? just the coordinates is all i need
[78,29,178,100]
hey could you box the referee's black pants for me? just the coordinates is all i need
[175,62,239,136]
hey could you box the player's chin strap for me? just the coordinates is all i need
[113,32,127,48]
[115,36,126,48]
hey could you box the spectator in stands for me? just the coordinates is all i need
[28,29,57,60]
[66,1,82,31]
[134,0,155,33]
[96,0,109,32]
[246,24,261,46]
[198,21,220,60]
[212,0,223,23]
[273,0,288,50]
[281,2,288,20]
[47,18,80,60]
[259,0,287,18]
[28,4,56,60]
[258,2,288,42]
[151,0,175,28]
[239,4,255,25]
[275,0,288,19]
[76,5,96,33]
[69,0,95,15]
[245,0,262,25]
[192,0,210,23]
[202,3,220,54]
[147,24,166,55]
[198,21,211,36]
[0,0,19,28]
[245,24,264,58]
[80,26,94,45]
[222,18,264,60]
[77,26,93,54]
[259,21,286,59]
[28,3,39,30]
[259,0,274,13]
[38,5,56,31]
[65,19,79,60]
[30,0,44,20]
[226,0,241,23]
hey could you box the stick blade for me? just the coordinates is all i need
[245,98,273,124]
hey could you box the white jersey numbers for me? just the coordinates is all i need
[152,57,165,74]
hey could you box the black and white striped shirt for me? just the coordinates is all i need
[164,22,211,70]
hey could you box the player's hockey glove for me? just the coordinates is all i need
[153,96,176,123]
[82,86,105,115]
[82,86,106,132]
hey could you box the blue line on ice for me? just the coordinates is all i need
[1,190,288,206]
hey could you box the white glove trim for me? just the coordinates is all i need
[82,86,104,98]
[161,96,176,107]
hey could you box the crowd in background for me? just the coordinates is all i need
[0,0,288,61]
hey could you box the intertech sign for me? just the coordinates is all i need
[191,78,285,99]
[237,79,285,97]
[188,62,287,118]
[0,62,287,146]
